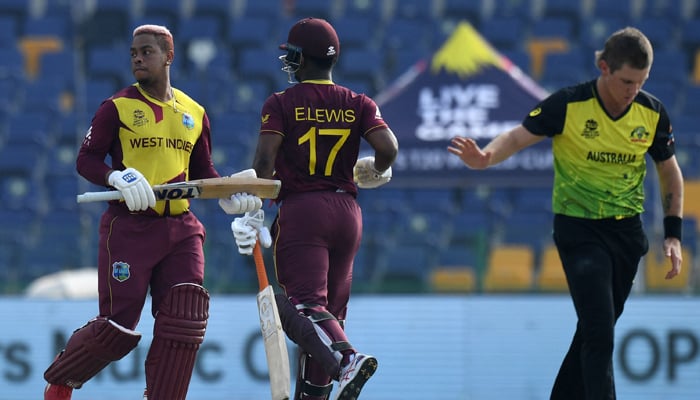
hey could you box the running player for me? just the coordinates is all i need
[232,17,398,400]
[43,25,261,400]
[448,27,684,399]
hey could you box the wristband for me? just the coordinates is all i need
[663,216,682,241]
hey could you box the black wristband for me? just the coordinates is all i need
[663,216,682,241]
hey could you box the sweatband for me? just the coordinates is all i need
[663,216,682,241]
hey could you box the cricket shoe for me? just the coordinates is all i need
[333,353,378,400]
[44,383,73,400]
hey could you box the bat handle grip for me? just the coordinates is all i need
[76,191,123,203]
[253,241,269,291]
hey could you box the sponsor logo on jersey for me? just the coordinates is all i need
[529,107,542,117]
[581,119,600,139]
[629,126,649,143]
[112,262,131,282]
[83,126,92,146]
[262,114,270,124]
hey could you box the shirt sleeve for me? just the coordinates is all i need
[522,88,569,137]
[360,95,389,137]
[76,99,120,186]
[647,104,675,162]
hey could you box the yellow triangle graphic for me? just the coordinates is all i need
[431,21,504,77]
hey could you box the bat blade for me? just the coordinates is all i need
[257,285,291,400]
[254,243,291,400]
[76,176,281,203]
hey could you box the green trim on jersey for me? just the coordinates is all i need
[523,80,674,219]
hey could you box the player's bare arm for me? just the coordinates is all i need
[448,125,544,169]
[366,127,399,172]
[655,155,684,279]
[252,134,283,179]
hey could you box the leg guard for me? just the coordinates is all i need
[294,351,334,400]
[145,283,209,400]
[44,317,141,388]
[275,294,352,379]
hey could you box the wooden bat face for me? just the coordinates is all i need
[76,176,281,203]
[257,286,282,340]
[156,177,281,200]
[257,285,291,400]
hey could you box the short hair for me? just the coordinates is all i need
[133,24,174,55]
[595,27,653,73]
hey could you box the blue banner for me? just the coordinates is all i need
[374,22,553,187]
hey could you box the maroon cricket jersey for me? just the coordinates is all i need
[259,80,388,200]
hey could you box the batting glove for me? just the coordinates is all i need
[218,169,263,214]
[108,168,156,211]
[231,209,272,255]
[353,156,392,189]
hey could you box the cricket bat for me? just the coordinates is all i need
[76,176,281,203]
[253,241,291,400]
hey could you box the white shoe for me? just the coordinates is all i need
[333,353,378,400]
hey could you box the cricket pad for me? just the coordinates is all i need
[145,283,210,400]
[44,317,141,388]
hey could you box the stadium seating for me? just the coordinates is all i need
[590,0,636,22]
[335,47,385,89]
[540,47,590,85]
[288,0,337,21]
[679,18,700,53]
[480,17,527,51]
[227,17,275,52]
[442,0,484,27]
[636,17,677,50]
[483,244,535,292]
[430,246,478,292]
[536,243,568,292]
[644,248,693,292]
[0,46,26,80]
[2,0,700,295]
[342,0,386,21]
[0,16,19,45]
[375,243,434,293]
[578,15,626,50]
[530,17,576,41]
[491,0,534,20]
[683,180,700,223]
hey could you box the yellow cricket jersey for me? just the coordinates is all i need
[522,80,675,219]
[78,83,218,216]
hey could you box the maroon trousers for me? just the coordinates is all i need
[271,191,362,399]
[97,204,206,328]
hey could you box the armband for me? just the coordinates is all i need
[663,216,682,241]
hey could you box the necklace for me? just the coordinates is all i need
[170,87,179,114]
[142,85,178,113]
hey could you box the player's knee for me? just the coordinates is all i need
[275,295,349,377]
[155,283,210,344]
